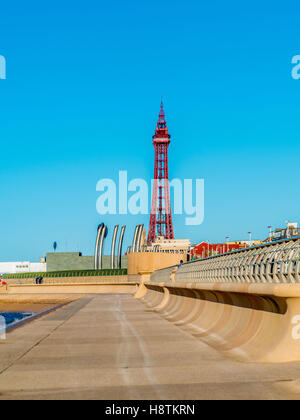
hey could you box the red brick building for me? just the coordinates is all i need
[190,241,248,260]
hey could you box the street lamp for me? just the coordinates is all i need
[206,240,210,258]
[225,236,230,253]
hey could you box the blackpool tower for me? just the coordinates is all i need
[147,102,174,243]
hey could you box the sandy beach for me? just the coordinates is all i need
[0,294,85,314]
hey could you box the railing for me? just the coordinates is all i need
[132,249,188,254]
[175,236,300,284]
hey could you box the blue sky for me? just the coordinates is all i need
[0,0,300,261]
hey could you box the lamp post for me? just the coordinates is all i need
[206,240,210,258]
[225,236,230,253]
[268,226,272,238]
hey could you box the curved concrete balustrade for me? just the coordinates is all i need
[135,237,300,363]
[136,281,300,363]
[150,265,178,283]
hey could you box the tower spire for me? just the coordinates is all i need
[154,101,170,139]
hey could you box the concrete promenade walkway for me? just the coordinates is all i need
[1,294,300,400]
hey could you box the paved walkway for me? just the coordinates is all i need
[1,294,300,400]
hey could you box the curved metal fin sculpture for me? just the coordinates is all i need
[132,225,140,253]
[94,224,104,269]
[136,224,144,252]
[117,225,126,269]
[98,225,107,269]
[110,225,119,269]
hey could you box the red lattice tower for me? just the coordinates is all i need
[148,102,174,243]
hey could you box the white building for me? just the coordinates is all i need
[0,260,46,275]
[269,222,300,242]
[145,236,191,253]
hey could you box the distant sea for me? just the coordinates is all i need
[0,312,32,326]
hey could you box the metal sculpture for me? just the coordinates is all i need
[110,225,119,269]
[132,225,140,253]
[98,225,108,269]
[136,224,144,252]
[117,226,126,269]
[94,223,104,269]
